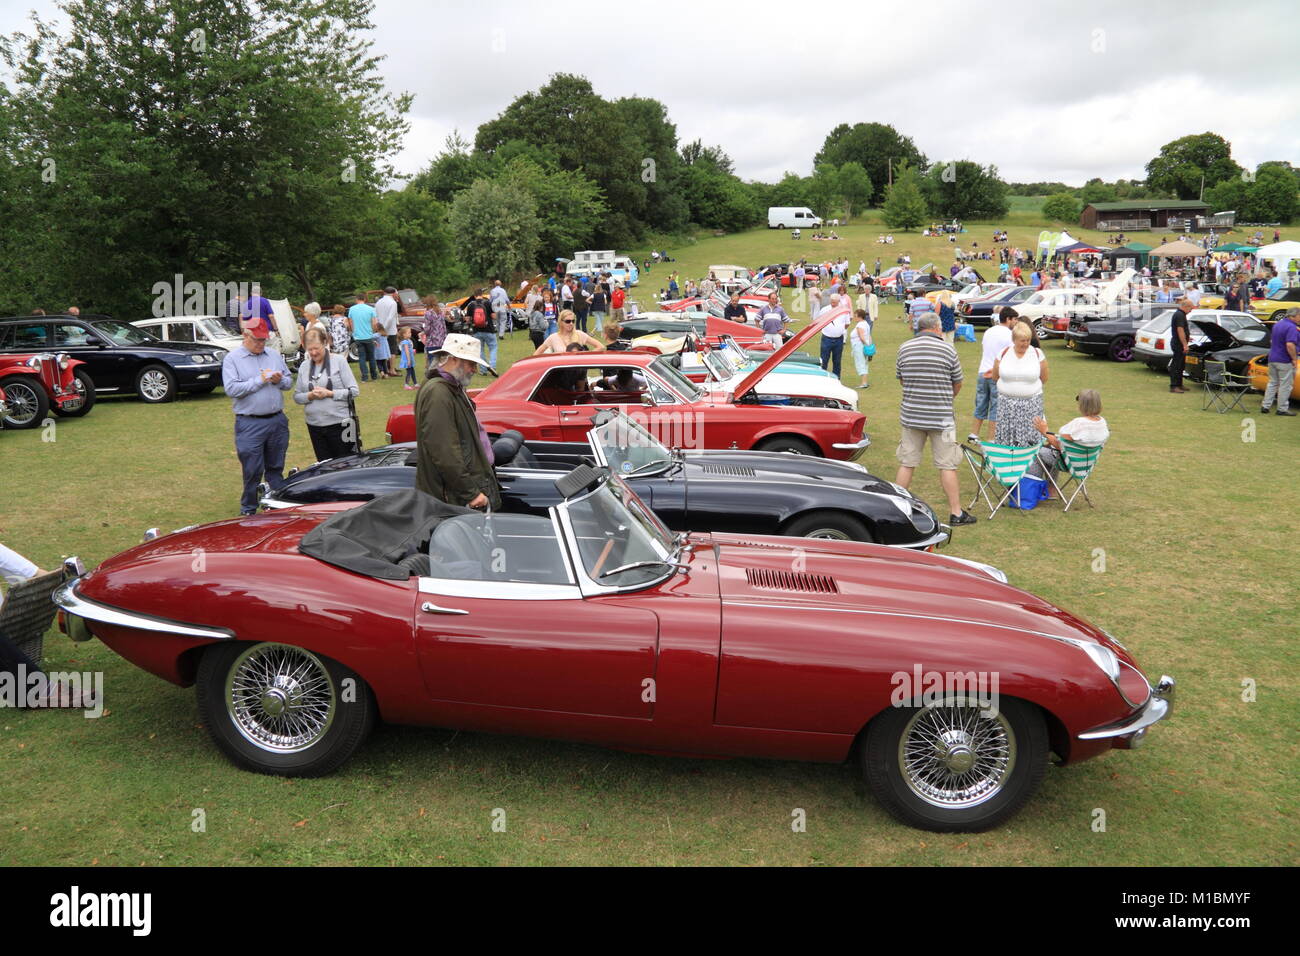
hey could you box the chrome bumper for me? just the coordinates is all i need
[908,525,952,551]
[832,436,872,451]
[53,577,235,643]
[1078,675,1176,747]
[258,495,299,510]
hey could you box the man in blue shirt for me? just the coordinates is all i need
[348,293,378,382]
[221,317,294,515]
[243,287,276,335]
[489,278,511,338]
[1260,307,1299,416]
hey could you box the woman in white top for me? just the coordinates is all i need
[302,301,330,344]
[1031,389,1109,492]
[534,309,605,355]
[991,321,1049,447]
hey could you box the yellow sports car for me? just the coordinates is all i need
[1246,354,1300,400]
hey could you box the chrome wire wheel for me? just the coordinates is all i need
[225,644,336,753]
[898,698,1015,809]
[138,368,171,401]
[1,380,43,426]
[807,527,851,540]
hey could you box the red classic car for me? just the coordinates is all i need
[54,467,1174,831]
[0,351,95,429]
[386,308,870,458]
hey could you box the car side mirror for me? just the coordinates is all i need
[641,394,654,407]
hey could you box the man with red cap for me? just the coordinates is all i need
[221,314,294,515]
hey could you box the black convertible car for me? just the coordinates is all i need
[1064,302,1176,362]
[261,411,951,549]
[1183,319,1272,377]
[959,285,1038,326]
[0,314,227,403]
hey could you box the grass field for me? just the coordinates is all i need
[1,218,1297,866]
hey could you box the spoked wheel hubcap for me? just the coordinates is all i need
[899,699,1015,808]
[808,528,850,540]
[139,370,170,400]
[3,382,41,425]
[226,644,336,752]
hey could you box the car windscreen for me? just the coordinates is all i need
[650,356,702,400]
[565,479,673,587]
[589,414,672,478]
[92,320,159,345]
[1142,312,1174,334]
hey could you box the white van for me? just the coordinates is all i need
[768,207,823,229]
[567,250,639,286]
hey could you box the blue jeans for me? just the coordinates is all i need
[495,307,510,336]
[590,311,606,335]
[234,412,289,514]
[546,319,558,337]
[355,338,378,381]
[973,375,998,421]
[820,335,844,377]
[474,331,497,371]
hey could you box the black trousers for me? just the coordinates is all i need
[1169,349,1186,389]
[307,421,359,462]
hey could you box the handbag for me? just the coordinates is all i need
[861,341,877,358]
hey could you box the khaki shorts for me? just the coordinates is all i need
[897,424,962,470]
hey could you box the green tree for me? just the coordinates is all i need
[806,163,840,218]
[922,160,1010,219]
[367,188,466,295]
[1145,133,1242,200]
[475,74,650,246]
[1246,164,1299,222]
[1041,192,1082,223]
[448,178,540,280]
[614,95,688,233]
[1079,179,1117,206]
[769,171,813,208]
[815,122,927,205]
[835,162,873,217]
[409,131,483,202]
[880,164,928,231]
[0,0,410,313]
[680,163,760,232]
[497,158,607,263]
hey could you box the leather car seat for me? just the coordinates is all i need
[428,515,496,578]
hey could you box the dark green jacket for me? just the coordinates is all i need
[413,372,502,510]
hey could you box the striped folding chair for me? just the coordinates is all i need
[961,440,1043,518]
[1044,439,1104,512]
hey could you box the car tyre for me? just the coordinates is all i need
[785,511,875,542]
[863,695,1048,832]
[1107,335,1135,363]
[135,364,176,403]
[196,641,376,777]
[0,377,49,429]
[54,368,97,417]
[756,435,819,456]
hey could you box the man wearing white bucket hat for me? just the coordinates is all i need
[413,334,502,510]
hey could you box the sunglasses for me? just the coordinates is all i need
[562,320,575,325]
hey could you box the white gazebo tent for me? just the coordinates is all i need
[1252,240,1300,278]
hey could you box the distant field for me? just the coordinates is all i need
[1,217,1296,866]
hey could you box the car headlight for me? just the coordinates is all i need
[943,555,1007,583]
[1051,636,1121,681]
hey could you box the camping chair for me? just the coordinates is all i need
[961,440,1043,519]
[1043,439,1104,512]
[1200,360,1251,414]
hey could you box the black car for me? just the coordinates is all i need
[1064,302,1177,362]
[261,411,950,550]
[959,286,1039,326]
[1184,319,1271,376]
[0,314,227,403]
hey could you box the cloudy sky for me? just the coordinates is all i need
[4,0,1298,185]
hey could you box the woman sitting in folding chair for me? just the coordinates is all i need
[1030,389,1109,509]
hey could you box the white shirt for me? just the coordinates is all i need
[1185,287,1203,306]
[821,308,848,339]
[979,323,1014,375]
[0,542,38,585]
[1059,416,1109,447]
[996,345,1045,399]
[374,295,399,335]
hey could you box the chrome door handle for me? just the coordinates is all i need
[559,409,579,416]
[421,601,468,615]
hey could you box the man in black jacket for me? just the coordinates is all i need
[414,335,502,510]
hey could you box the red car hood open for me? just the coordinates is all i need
[704,314,764,341]
[728,302,848,401]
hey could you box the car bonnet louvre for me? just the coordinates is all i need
[700,463,757,477]
[744,567,839,593]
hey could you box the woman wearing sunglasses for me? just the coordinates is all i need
[534,309,606,355]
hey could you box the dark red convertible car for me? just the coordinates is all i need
[55,466,1174,832]
[386,307,871,458]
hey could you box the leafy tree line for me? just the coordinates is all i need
[0,0,467,320]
